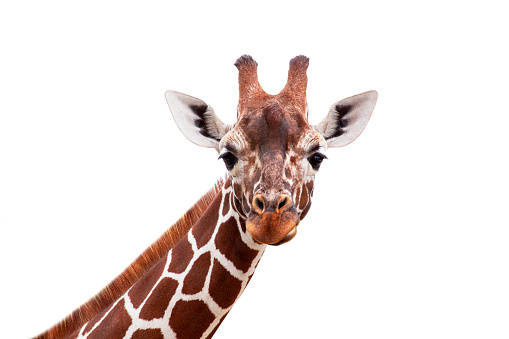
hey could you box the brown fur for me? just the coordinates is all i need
[34,179,224,339]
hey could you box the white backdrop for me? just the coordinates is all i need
[1,1,508,338]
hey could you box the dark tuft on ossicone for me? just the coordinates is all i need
[234,55,258,70]
[289,55,309,70]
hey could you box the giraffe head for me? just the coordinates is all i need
[166,55,377,245]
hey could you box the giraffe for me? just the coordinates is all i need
[34,55,377,338]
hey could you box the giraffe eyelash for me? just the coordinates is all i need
[308,152,327,171]
[218,151,238,171]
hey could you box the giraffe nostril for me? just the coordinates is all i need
[253,194,292,214]
[276,194,292,213]
[252,195,265,214]
[278,197,288,211]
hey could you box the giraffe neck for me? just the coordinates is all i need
[71,177,266,339]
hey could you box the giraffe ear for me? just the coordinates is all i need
[313,91,378,148]
[165,90,230,150]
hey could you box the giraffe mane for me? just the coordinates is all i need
[34,178,224,339]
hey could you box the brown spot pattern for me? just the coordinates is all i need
[242,195,251,215]
[192,193,222,249]
[35,183,224,339]
[139,277,179,320]
[298,182,309,210]
[128,257,166,309]
[182,252,211,295]
[285,167,292,179]
[167,237,194,274]
[209,258,242,309]
[222,192,230,216]
[306,180,314,197]
[215,217,259,273]
[233,183,243,203]
[87,299,132,339]
[224,176,232,189]
[290,155,299,165]
[300,204,311,220]
[131,328,164,339]
[299,181,314,219]
[233,194,244,217]
[169,300,215,338]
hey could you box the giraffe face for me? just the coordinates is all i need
[165,55,377,245]
[217,101,327,245]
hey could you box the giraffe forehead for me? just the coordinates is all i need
[228,102,314,156]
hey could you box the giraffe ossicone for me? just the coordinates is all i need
[35,55,377,338]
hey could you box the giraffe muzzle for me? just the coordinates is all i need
[246,194,300,245]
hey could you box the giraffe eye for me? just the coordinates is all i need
[218,152,238,171]
[308,153,327,171]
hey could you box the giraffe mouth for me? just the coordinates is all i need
[246,210,300,245]
[272,226,297,246]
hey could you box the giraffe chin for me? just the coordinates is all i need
[246,211,300,245]
[272,226,297,246]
